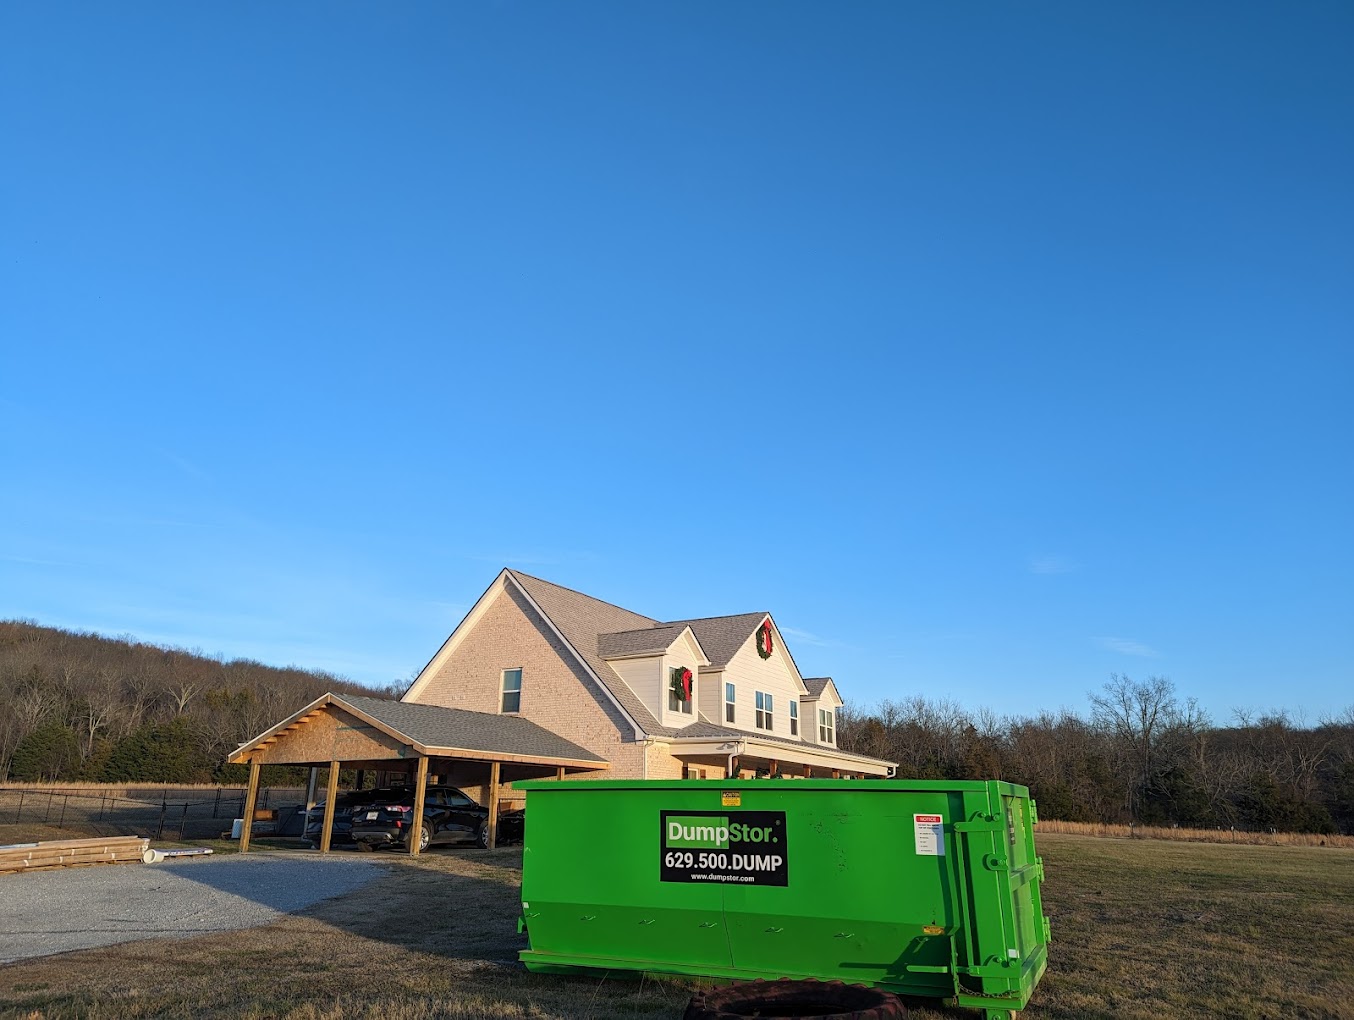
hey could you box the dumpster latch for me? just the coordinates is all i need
[982,854,1008,871]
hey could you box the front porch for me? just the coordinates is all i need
[668,735,894,780]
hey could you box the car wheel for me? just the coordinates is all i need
[418,824,432,853]
[476,819,490,849]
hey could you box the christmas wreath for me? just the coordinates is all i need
[670,666,693,702]
[755,620,773,659]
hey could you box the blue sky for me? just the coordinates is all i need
[2,2,1350,723]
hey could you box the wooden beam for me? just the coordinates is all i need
[487,761,501,850]
[239,760,261,853]
[408,755,429,856]
[556,766,565,781]
[319,760,340,854]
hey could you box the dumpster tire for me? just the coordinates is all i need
[683,978,906,1020]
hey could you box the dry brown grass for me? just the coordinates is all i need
[1037,818,1354,849]
[1,835,1351,1019]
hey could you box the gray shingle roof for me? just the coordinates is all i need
[803,677,832,698]
[339,694,605,763]
[597,625,685,659]
[507,571,670,735]
[504,572,795,739]
[661,613,768,669]
[667,718,889,765]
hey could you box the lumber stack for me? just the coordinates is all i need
[0,836,150,875]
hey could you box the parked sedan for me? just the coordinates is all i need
[349,786,524,852]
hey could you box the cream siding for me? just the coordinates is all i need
[659,629,705,729]
[713,625,807,741]
[607,655,665,721]
[802,684,844,746]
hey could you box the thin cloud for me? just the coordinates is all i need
[781,626,829,647]
[1029,556,1077,575]
[1097,636,1159,657]
[158,449,214,484]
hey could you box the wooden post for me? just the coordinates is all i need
[239,760,261,853]
[769,760,779,777]
[487,761,501,850]
[355,769,365,791]
[556,766,565,781]
[302,766,319,844]
[319,761,340,854]
[408,755,429,856]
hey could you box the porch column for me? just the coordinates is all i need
[408,755,429,856]
[319,760,340,854]
[239,760,261,853]
[487,761,501,849]
[556,766,565,781]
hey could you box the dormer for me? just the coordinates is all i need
[599,625,710,728]
[800,677,843,746]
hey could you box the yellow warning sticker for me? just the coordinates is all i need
[721,791,741,807]
[923,925,945,935]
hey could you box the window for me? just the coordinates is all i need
[684,765,707,779]
[501,668,523,713]
[789,701,799,736]
[725,682,736,724]
[668,667,694,715]
[819,708,834,744]
[755,691,774,731]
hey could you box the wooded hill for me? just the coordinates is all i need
[0,620,395,784]
[3,620,1350,833]
[838,677,1354,834]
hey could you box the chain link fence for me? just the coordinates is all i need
[0,786,308,842]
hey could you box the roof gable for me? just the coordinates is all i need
[231,692,606,767]
[802,677,843,705]
[662,612,770,669]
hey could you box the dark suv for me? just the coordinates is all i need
[302,790,383,847]
[348,786,524,852]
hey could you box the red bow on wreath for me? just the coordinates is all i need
[671,667,693,701]
[756,621,773,659]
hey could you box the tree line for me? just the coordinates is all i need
[4,621,1350,833]
[0,620,397,784]
[838,675,1354,834]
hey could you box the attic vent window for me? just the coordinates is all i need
[501,668,523,713]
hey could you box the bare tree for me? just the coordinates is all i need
[1089,674,1179,821]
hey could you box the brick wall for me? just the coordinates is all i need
[411,582,646,779]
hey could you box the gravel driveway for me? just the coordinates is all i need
[0,853,383,963]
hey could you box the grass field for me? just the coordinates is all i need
[0,833,1350,1019]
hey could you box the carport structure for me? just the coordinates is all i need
[228,693,607,854]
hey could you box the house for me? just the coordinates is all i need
[402,569,895,781]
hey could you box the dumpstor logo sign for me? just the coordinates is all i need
[659,810,788,885]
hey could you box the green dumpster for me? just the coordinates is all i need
[515,778,1050,1019]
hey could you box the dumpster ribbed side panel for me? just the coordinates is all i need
[515,779,1049,1016]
